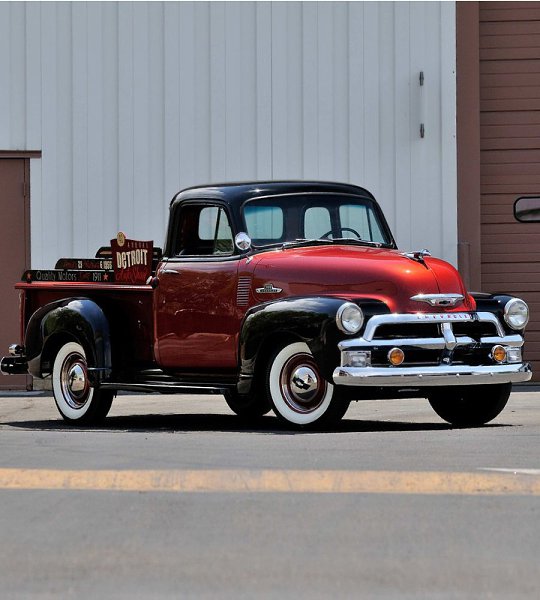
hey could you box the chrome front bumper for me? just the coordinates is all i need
[332,311,532,387]
[333,363,532,387]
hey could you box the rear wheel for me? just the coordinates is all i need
[52,341,114,424]
[224,388,271,419]
[428,383,511,426]
[266,342,349,428]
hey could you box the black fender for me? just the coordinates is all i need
[238,296,389,394]
[470,292,522,335]
[25,298,112,383]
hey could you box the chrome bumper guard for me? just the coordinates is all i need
[333,311,532,387]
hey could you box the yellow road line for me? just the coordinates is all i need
[0,468,539,495]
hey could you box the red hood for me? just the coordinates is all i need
[249,245,475,313]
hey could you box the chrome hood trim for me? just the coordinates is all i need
[410,293,464,307]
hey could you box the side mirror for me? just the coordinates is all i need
[514,196,540,222]
[235,232,252,252]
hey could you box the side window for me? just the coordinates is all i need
[175,206,234,256]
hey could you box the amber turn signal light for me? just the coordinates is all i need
[388,347,405,366]
[491,345,507,364]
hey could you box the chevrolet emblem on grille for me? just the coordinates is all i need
[410,293,464,307]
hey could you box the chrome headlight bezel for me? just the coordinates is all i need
[336,303,364,334]
[504,298,529,330]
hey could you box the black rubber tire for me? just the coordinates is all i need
[223,389,271,419]
[52,341,114,425]
[427,383,512,426]
[265,341,350,429]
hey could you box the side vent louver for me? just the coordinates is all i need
[237,276,251,307]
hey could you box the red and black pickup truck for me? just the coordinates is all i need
[1,181,532,428]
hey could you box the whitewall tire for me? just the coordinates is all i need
[266,342,349,427]
[52,341,113,424]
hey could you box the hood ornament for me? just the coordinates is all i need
[402,248,432,263]
[411,293,464,307]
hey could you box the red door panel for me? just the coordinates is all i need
[154,260,240,369]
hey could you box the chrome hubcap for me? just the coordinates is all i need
[280,353,327,414]
[290,366,319,403]
[68,364,87,394]
[60,352,90,409]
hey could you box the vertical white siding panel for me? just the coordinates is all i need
[25,3,43,267]
[440,1,457,265]
[362,3,380,201]
[225,3,245,180]
[240,4,258,179]
[0,4,11,147]
[302,3,318,178]
[117,2,135,236]
[10,3,26,149]
[209,2,226,181]
[71,2,88,256]
[25,2,42,152]
[271,2,289,178]
[317,2,334,180]
[348,3,364,185]
[40,5,60,265]
[194,3,212,185]
[102,3,119,235]
[286,3,303,178]
[55,4,73,255]
[333,3,349,182]
[132,3,151,240]
[377,3,396,229]
[411,2,439,255]
[256,2,272,179]
[87,3,106,250]
[163,2,181,202]
[393,2,412,251]
[148,3,166,242]
[179,2,196,187]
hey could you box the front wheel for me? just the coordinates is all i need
[266,342,349,428]
[427,383,511,426]
[52,341,114,424]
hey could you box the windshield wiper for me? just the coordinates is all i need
[281,239,334,249]
[326,237,383,248]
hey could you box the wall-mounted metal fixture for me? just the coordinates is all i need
[419,71,425,138]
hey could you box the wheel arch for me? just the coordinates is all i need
[238,296,349,394]
[25,298,112,382]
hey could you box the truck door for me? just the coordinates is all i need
[154,203,240,369]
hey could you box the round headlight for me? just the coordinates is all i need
[336,303,364,334]
[504,298,529,330]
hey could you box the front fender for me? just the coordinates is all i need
[239,296,389,392]
[25,298,111,381]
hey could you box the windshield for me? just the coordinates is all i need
[242,193,393,248]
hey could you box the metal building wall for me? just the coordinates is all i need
[0,1,456,268]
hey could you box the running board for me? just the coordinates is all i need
[99,382,230,395]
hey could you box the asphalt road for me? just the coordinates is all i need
[0,388,539,598]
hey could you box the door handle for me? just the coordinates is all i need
[162,269,180,275]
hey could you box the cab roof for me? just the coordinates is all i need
[170,181,377,209]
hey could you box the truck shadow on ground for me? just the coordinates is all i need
[3,413,509,434]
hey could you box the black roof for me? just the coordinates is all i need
[170,180,377,208]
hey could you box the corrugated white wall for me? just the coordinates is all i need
[0,1,456,268]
